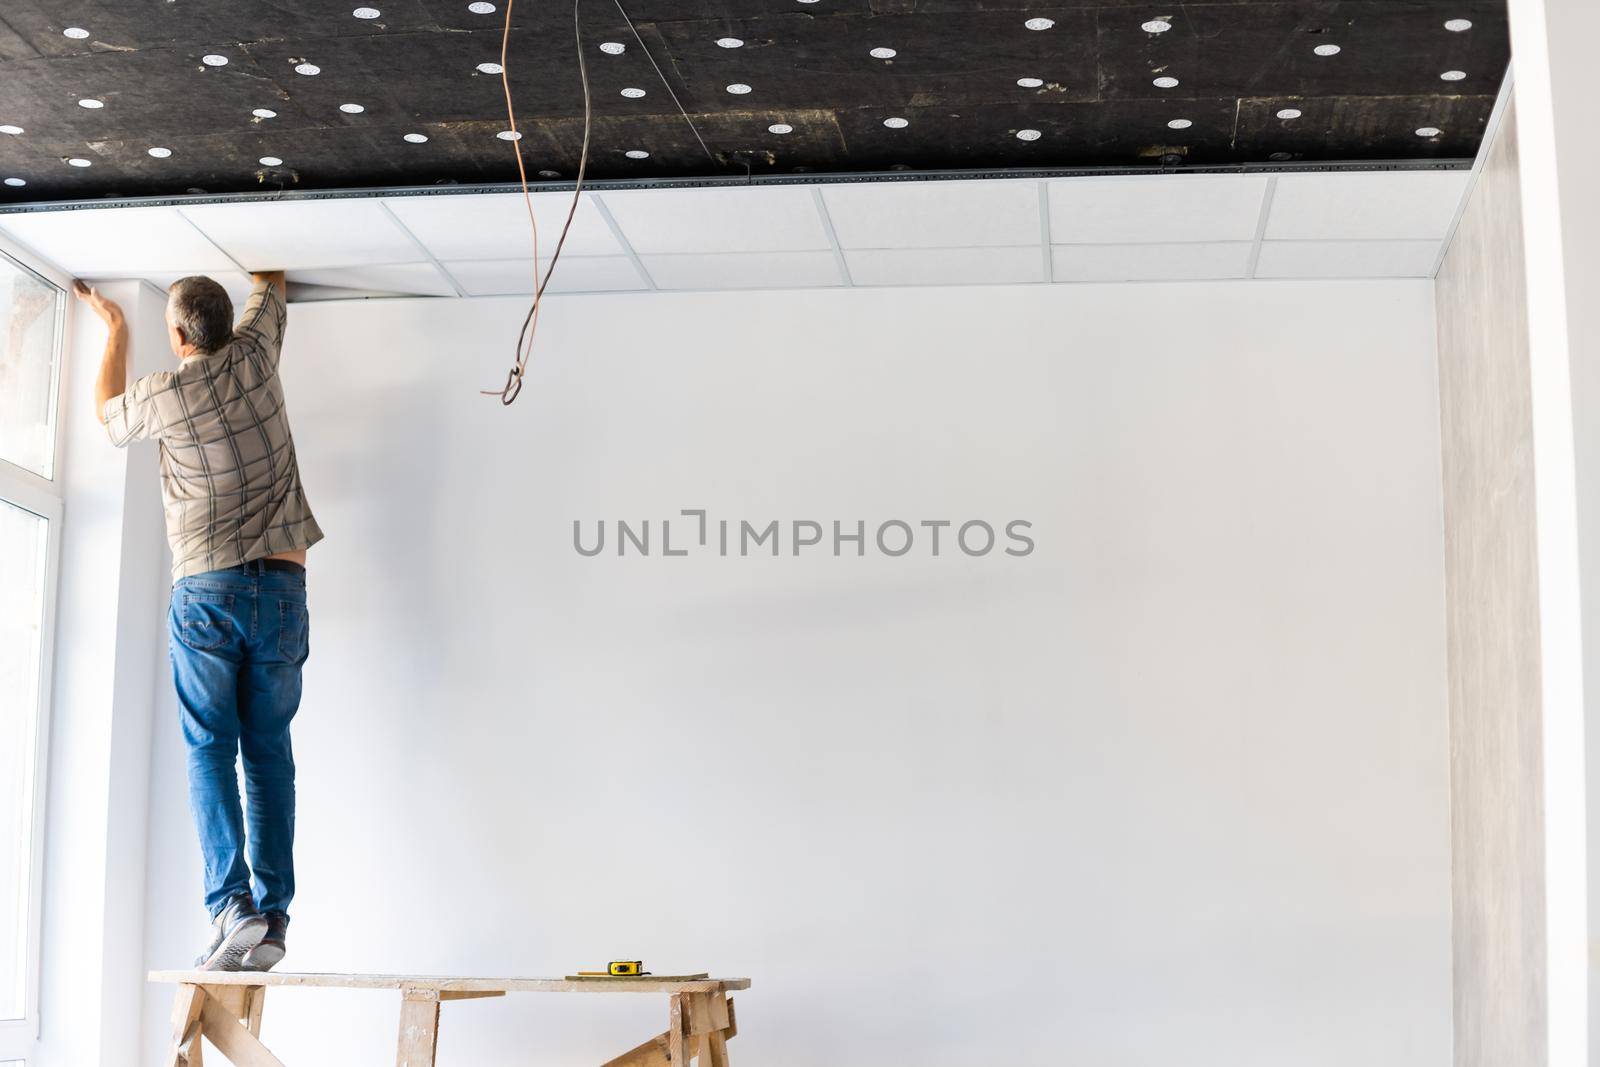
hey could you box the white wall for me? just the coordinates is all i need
[139,280,1450,1066]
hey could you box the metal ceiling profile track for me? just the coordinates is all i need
[0,158,1473,216]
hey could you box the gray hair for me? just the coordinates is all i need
[168,276,234,353]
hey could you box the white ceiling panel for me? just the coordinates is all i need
[0,207,239,275]
[444,256,645,296]
[1048,176,1270,245]
[1254,239,1441,278]
[289,263,456,297]
[384,193,621,260]
[598,187,830,254]
[639,251,841,290]
[846,246,1043,286]
[1265,171,1471,241]
[821,181,1040,249]
[179,200,419,270]
[1052,242,1253,282]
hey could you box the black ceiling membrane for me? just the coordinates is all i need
[0,0,1508,205]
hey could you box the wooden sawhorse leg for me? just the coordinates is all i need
[600,991,737,1067]
[394,986,507,1067]
[167,984,206,1067]
[165,983,281,1067]
[396,988,441,1067]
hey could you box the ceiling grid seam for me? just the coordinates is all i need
[810,188,854,288]
[250,272,1449,303]
[1246,177,1280,280]
[173,207,250,276]
[1037,182,1054,284]
[586,193,657,291]
[376,200,468,298]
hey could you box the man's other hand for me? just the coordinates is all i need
[251,270,287,299]
[73,279,124,324]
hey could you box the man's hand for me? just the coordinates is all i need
[73,279,124,325]
[251,271,287,300]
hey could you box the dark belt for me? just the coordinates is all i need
[226,558,306,575]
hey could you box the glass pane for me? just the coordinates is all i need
[0,499,48,1021]
[0,254,61,479]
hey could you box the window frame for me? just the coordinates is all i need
[0,232,72,1058]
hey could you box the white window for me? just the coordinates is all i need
[0,239,67,1062]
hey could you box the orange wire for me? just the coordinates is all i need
[485,0,592,403]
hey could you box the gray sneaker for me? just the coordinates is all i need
[242,911,288,972]
[194,895,268,972]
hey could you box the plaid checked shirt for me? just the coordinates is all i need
[104,280,324,580]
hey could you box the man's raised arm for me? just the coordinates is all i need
[74,281,127,425]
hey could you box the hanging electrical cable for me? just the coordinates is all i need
[484,0,594,406]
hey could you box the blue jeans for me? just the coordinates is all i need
[169,560,309,919]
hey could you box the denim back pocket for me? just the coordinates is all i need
[181,592,234,652]
[279,600,309,661]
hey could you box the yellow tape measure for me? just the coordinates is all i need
[575,960,647,977]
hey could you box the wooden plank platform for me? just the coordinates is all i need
[149,970,749,1066]
[150,970,750,994]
